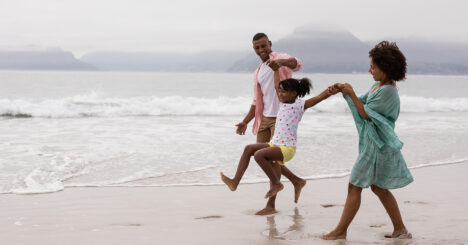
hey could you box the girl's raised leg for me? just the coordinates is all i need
[281,166,307,203]
[220,143,269,191]
[253,146,284,199]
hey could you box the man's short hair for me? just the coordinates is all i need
[253,33,268,41]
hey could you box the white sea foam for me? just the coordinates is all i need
[9,154,88,194]
[1,93,467,118]
[3,155,467,194]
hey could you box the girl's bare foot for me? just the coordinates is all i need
[220,172,237,191]
[265,183,284,199]
[294,179,306,203]
[322,230,347,240]
[255,206,277,216]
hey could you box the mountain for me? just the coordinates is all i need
[228,27,371,73]
[3,28,468,74]
[80,50,249,72]
[0,49,96,70]
[396,40,468,74]
[228,28,468,74]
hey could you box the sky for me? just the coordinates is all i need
[1,0,467,56]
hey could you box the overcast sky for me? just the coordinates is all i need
[1,0,467,56]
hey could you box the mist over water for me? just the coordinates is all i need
[0,71,467,194]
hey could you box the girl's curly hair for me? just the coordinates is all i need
[369,41,407,82]
[279,78,312,98]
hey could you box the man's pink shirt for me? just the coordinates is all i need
[252,52,302,134]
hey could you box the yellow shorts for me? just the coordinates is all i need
[268,143,296,165]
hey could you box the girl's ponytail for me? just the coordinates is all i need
[296,78,312,98]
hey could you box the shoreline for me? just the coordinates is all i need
[1,162,467,244]
[5,158,467,195]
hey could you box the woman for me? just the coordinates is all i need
[323,41,413,240]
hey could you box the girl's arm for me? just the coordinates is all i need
[304,89,332,110]
[274,69,280,92]
[342,83,370,120]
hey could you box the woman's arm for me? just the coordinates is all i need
[342,83,370,120]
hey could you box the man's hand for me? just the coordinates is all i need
[235,122,248,135]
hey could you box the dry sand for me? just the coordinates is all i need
[1,162,467,245]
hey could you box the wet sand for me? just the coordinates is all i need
[1,162,467,244]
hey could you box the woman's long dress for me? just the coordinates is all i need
[345,83,413,189]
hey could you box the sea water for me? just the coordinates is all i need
[0,70,467,194]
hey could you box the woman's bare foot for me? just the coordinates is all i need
[294,179,306,203]
[265,183,284,199]
[384,227,412,239]
[322,230,347,240]
[255,206,277,215]
[220,172,237,191]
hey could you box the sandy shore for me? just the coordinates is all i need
[1,162,467,245]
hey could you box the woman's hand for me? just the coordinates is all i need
[328,83,343,95]
[341,83,354,95]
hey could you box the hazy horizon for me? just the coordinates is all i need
[1,0,467,57]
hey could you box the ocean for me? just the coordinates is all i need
[0,70,467,194]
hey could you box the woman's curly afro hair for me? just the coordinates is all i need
[369,41,407,82]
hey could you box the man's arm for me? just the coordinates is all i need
[267,58,298,71]
[236,105,255,135]
[280,57,298,70]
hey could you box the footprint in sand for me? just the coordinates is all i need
[404,201,429,205]
[320,204,343,208]
[110,223,142,227]
[195,215,223,219]
[369,223,386,228]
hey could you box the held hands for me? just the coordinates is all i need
[235,122,247,135]
[266,59,282,71]
[327,83,341,95]
[327,83,354,95]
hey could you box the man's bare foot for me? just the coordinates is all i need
[265,183,284,199]
[220,172,237,191]
[294,179,306,203]
[255,206,277,215]
[322,230,347,240]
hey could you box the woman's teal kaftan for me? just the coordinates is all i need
[345,82,413,189]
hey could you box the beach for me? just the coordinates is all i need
[0,71,467,244]
[1,161,467,245]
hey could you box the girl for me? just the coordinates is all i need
[323,41,413,240]
[221,67,337,208]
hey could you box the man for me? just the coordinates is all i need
[236,33,306,215]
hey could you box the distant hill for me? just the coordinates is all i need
[81,28,468,75]
[0,49,96,70]
[228,27,370,73]
[396,41,468,74]
[2,28,468,74]
[80,50,249,72]
[229,28,468,74]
